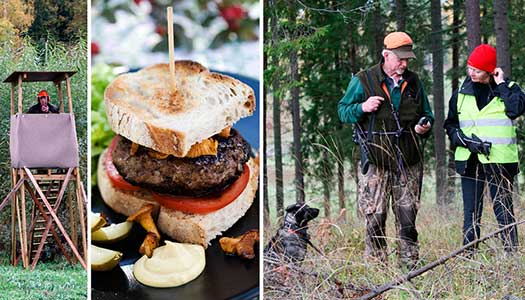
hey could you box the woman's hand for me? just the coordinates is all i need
[493,67,505,85]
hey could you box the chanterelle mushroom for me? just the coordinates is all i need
[219,229,259,259]
[127,204,160,257]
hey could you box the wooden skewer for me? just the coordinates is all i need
[167,7,176,89]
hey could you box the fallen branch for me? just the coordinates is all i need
[358,219,525,300]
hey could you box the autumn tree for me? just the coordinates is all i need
[0,0,33,43]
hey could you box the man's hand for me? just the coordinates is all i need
[361,96,385,113]
[415,116,431,135]
[493,67,504,85]
[415,123,431,135]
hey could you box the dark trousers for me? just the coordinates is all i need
[461,160,518,251]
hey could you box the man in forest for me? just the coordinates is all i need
[338,32,434,269]
[27,90,59,114]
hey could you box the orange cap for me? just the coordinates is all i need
[38,90,49,98]
[383,32,416,59]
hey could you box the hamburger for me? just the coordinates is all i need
[97,61,259,247]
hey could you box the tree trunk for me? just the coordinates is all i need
[451,0,460,93]
[395,0,406,31]
[349,26,357,75]
[348,24,360,216]
[447,0,461,202]
[288,0,305,204]
[431,0,447,205]
[494,0,511,76]
[481,4,488,44]
[372,1,385,59]
[322,151,331,218]
[263,0,270,227]
[465,0,481,52]
[271,0,284,217]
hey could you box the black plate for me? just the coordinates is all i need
[91,190,259,300]
[91,73,260,300]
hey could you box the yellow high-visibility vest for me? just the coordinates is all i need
[455,82,518,163]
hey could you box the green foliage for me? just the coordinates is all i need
[0,37,87,250]
[28,0,87,43]
[266,0,525,209]
[90,64,117,187]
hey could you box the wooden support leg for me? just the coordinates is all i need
[25,184,73,269]
[27,179,56,262]
[10,169,16,266]
[24,168,86,269]
[76,169,87,262]
[26,168,73,269]
[68,183,77,263]
[19,170,28,269]
[15,183,26,268]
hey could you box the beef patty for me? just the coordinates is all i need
[112,129,251,197]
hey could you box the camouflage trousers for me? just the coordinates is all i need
[358,162,422,268]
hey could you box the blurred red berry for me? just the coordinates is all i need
[91,42,100,56]
[219,5,246,31]
[134,0,146,4]
[155,25,167,36]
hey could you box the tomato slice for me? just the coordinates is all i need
[152,164,250,214]
[105,136,141,191]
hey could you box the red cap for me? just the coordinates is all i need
[38,90,49,98]
[467,44,497,73]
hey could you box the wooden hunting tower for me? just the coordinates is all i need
[0,71,87,270]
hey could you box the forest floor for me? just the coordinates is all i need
[264,171,525,299]
[0,258,86,300]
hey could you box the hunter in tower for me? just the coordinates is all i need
[445,44,525,252]
[338,32,434,268]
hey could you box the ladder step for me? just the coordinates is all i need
[32,240,48,246]
[33,233,50,239]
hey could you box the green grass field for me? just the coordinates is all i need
[0,260,86,300]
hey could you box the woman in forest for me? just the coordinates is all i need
[444,44,525,252]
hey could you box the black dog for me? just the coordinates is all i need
[264,203,320,264]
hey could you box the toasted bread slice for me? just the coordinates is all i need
[104,61,255,157]
[97,150,259,248]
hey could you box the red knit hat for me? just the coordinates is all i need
[467,44,497,73]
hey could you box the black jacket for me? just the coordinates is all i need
[27,103,60,114]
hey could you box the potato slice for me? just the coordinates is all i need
[91,245,122,271]
[90,212,107,233]
[92,221,133,243]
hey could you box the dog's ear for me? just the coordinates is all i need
[285,203,299,212]
[307,208,320,220]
